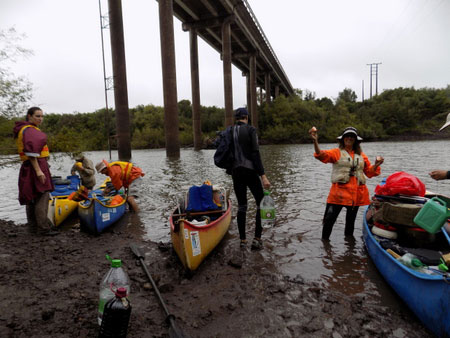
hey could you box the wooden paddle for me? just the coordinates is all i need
[172,209,224,218]
[130,243,188,338]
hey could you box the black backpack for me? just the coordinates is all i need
[213,126,234,172]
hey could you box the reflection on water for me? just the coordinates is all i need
[1,140,450,303]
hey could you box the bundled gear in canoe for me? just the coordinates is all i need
[186,184,221,213]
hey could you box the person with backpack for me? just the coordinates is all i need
[228,107,271,250]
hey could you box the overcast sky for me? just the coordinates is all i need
[1,0,449,114]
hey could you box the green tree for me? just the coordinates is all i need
[337,88,357,103]
[0,28,33,118]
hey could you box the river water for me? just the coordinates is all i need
[1,140,450,310]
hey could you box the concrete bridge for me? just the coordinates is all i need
[106,0,293,160]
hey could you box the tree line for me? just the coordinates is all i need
[1,85,449,156]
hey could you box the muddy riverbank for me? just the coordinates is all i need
[0,218,433,338]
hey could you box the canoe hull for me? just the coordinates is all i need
[78,197,126,234]
[48,175,80,227]
[48,197,79,227]
[363,207,450,337]
[170,201,232,271]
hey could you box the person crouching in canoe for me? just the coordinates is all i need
[71,152,96,190]
[95,160,145,213]
[309,126,384,241]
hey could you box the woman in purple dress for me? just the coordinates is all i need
[13,107,57,235]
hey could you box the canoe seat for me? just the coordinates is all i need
[190,217,210,227]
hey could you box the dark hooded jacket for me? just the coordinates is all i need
[231,121,265,176]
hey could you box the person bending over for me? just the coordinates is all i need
[95,160,144,212]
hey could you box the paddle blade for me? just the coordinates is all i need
[168,317,188,338]
[130,243,144,260]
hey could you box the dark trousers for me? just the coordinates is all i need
[232,167,264,241]
[26,191,51,232]
[322,203,359,240]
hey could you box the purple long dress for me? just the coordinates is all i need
[13,121,54,205]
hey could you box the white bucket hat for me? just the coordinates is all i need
[337,126,363,141]
[439,112,450,131]
[95,160,108,173]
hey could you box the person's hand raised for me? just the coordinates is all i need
[309,126,318,141]
[374,156,384,167]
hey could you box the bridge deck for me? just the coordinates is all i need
[172,0,294,97]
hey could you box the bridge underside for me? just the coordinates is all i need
[173,0,294,98]
[106,0,294,158]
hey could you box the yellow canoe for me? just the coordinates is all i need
[170,200,231,271]
[48,196,79,227]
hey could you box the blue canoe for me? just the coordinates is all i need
[363,207,450,337]
[51,175,80,197]
[77,187,127,235]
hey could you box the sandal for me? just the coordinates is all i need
[240,239,247,249]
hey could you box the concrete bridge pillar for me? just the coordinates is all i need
[222,19,233,127]
[159,0,180,158]
[265,72,271,104]
[259,87,263,106]
[189,28,202,150]
[249,55,258,128]
[246,73,251,113]
[275,84,280,98]
[107,0,131,161]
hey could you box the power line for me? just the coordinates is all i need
[403,0,447,39]
[374,0,414,53]
[373,0,430,55]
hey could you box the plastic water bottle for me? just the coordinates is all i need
[98,255,131,326]
[397,253,426,272]
[98,287,132,338]
[260,191,276,228]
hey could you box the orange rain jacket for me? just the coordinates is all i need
[314,148,381,206]
[105,161,144,191]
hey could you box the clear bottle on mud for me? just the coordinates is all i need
[98,287,132,338]
[260,191,276,229]
[98,255,131,326]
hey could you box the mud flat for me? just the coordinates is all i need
[0,219,432,337]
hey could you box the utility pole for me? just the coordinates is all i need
[375,63,381,96]
[98,0,112,160]
[366,62,382,98]
[108,0,132,161]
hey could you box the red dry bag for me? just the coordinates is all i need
[375,171,426,197]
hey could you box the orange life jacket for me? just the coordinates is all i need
[109,194,124,206]
[106,160,143,189]
[16,125,50,161]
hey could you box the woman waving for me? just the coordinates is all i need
[310,126,384,240]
